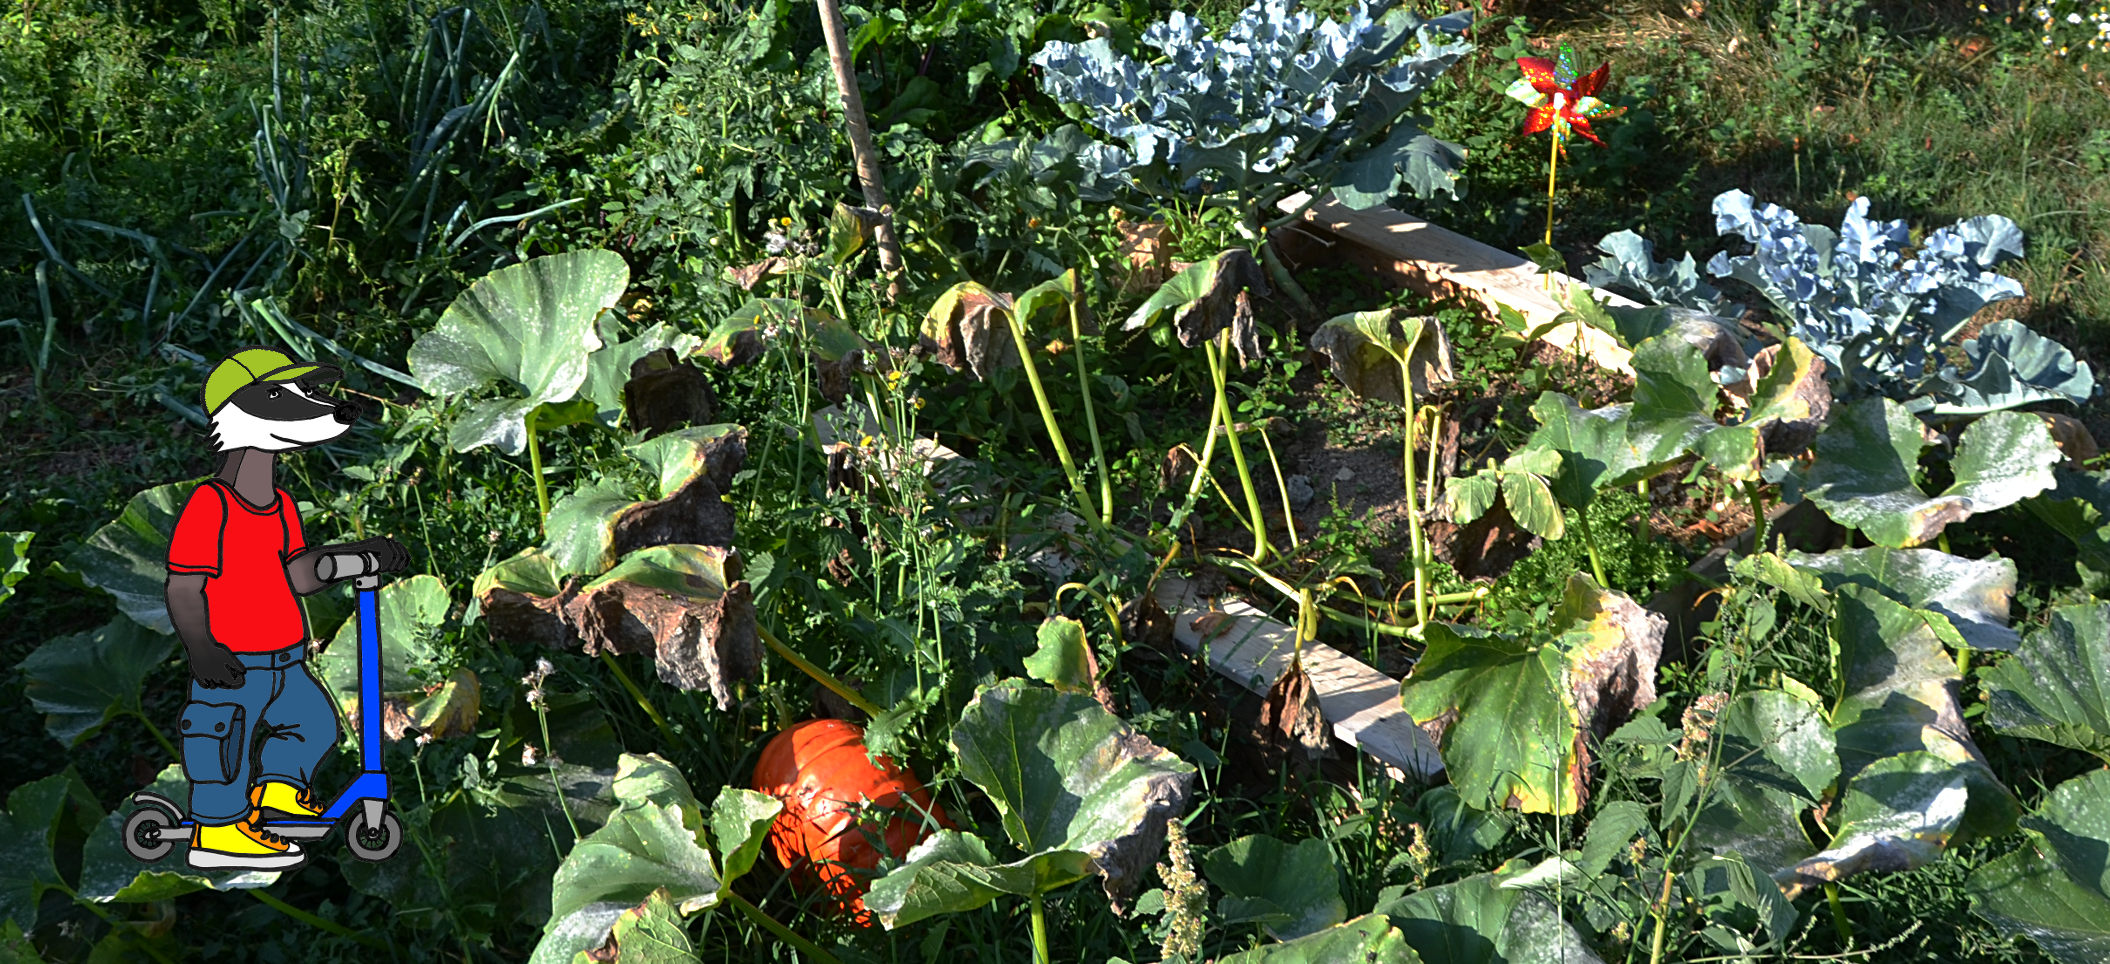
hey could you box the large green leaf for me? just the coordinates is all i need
[2022,468,2110,592]
[1982,602,2110,764]
[1803,400,2060,548]
[408,250,627,456]
[861,829,1045,928]
[1967,769,2110,964]
[1828,585,2017,839]
[0,772,97,931]
[1622,332,1730,478]
[1524,394,1644,511]
[1780,751,1969,898]
[1309,308,1457,407]
[1203,834,1347,941]
[314,574,452,747]
[534,753,721,964]
[948,679,1196,909]
[1783,547,2018,652]
[70,479,201,635]
[707,787,779,886]
[1023,615,1098,695]
[1399,622,1580,815]
[1379,872,1606,964]
[77,764,284,903]
[1401,575,1659,816]
[0,531,30,610]
[1688,690,1836,878]
[1218,913,1425,964]
[17,616,175,748]
[590,887,699,964]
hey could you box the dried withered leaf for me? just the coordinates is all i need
[563,545,760,710]
[623,348,716,438]
[1258,660,1330,773]
[2037,411,2102,466]
[610,428,746,556]
[920,283,1021,380]
[1118,592,1175,654]
[727,257,794,290]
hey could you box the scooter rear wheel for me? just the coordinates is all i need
[124,808,177,862]
[347,809,401,862]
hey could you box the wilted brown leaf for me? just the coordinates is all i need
[1258,660,1330,774]
[727,257,793,290]
[563,544,760,710]
[623,348,716,438]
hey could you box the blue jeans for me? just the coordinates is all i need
[180,643,340,825]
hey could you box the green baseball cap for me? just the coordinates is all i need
[202,347,343,415]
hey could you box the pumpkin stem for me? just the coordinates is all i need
[723,890,846,964]
[758,621,883,718]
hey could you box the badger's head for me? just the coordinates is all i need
[208,380,360,453]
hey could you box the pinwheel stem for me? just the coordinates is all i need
[1544,131,1560,294]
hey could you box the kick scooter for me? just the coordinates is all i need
[122,562,401,864]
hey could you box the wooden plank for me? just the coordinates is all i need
[1155,576,1444,784]
[1278,192,1640,376]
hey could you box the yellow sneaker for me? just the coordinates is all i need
[188,812,305,870]
[249,781,324,819]
[249,781,331,839]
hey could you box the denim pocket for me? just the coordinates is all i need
[180,701,246,785]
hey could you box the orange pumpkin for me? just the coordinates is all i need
[751,719,946,925]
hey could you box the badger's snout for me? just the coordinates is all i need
[332,397,371,424]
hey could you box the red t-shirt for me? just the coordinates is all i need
[166,480,309,653]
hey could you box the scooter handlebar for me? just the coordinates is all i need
[314,552,375,581]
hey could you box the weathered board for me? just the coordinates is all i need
[1276,191,1641,375]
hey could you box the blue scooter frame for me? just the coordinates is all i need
[123,572,401,864]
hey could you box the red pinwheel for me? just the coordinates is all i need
[1507,43,1624,153]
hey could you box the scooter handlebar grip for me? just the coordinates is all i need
[316,552,375,581]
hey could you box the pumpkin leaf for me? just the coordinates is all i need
[1217,914,1424,964]
[533,802,721,964]
[1309,308,1457,407]
[1378,872,1606,964]
[1967,769,2110,964]
[1202,834,1347,941]
[1399,621,1581,815]
[77,764,284,903]
[1982,602,2110,765]
[707,787,780,886]
[314,575,451,748]
[70,479,200,635]
[1012,268,1093,336]
[1124,249,1269,367]
[1779,751,1970,899]
[0,531,30,611]
[1803,400,2060,548]
[571,314,703,431]
[1782,547,2018,652]
[561,545,758,710]
[0,771,100,930]
[699,298,814,367]
[593,887,700,964]
[947,678,1196,912]
[920,282,1021,380]
[1828,586,2018,840]
[407,250,626,456]
[1686,691,1835,878]
[1401,574,1660,816]
[2021,469,2110,592]
[544,428,747,579]
[472,547,576,649]
[1023,615,1098,697]
[17,616,174,748]
[1523,394,1643,512]
[862,829,1045,928]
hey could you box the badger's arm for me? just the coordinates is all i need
[285,549,328,595]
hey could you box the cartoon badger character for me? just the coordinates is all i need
[165,348,409,870]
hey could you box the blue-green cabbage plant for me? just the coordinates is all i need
[1021,0,1473,266]
[1586,190,2095,416]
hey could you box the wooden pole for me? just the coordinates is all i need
[814,0,904,285]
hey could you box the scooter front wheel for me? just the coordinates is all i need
[124,808,177,862]
[347,809,401,862]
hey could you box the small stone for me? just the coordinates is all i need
[1334,466,1355,482]
[1286,474,1315,510]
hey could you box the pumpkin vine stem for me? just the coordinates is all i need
[722,890,845,964]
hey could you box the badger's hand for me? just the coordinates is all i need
[187,639,247,689]
[316,537,411,581]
